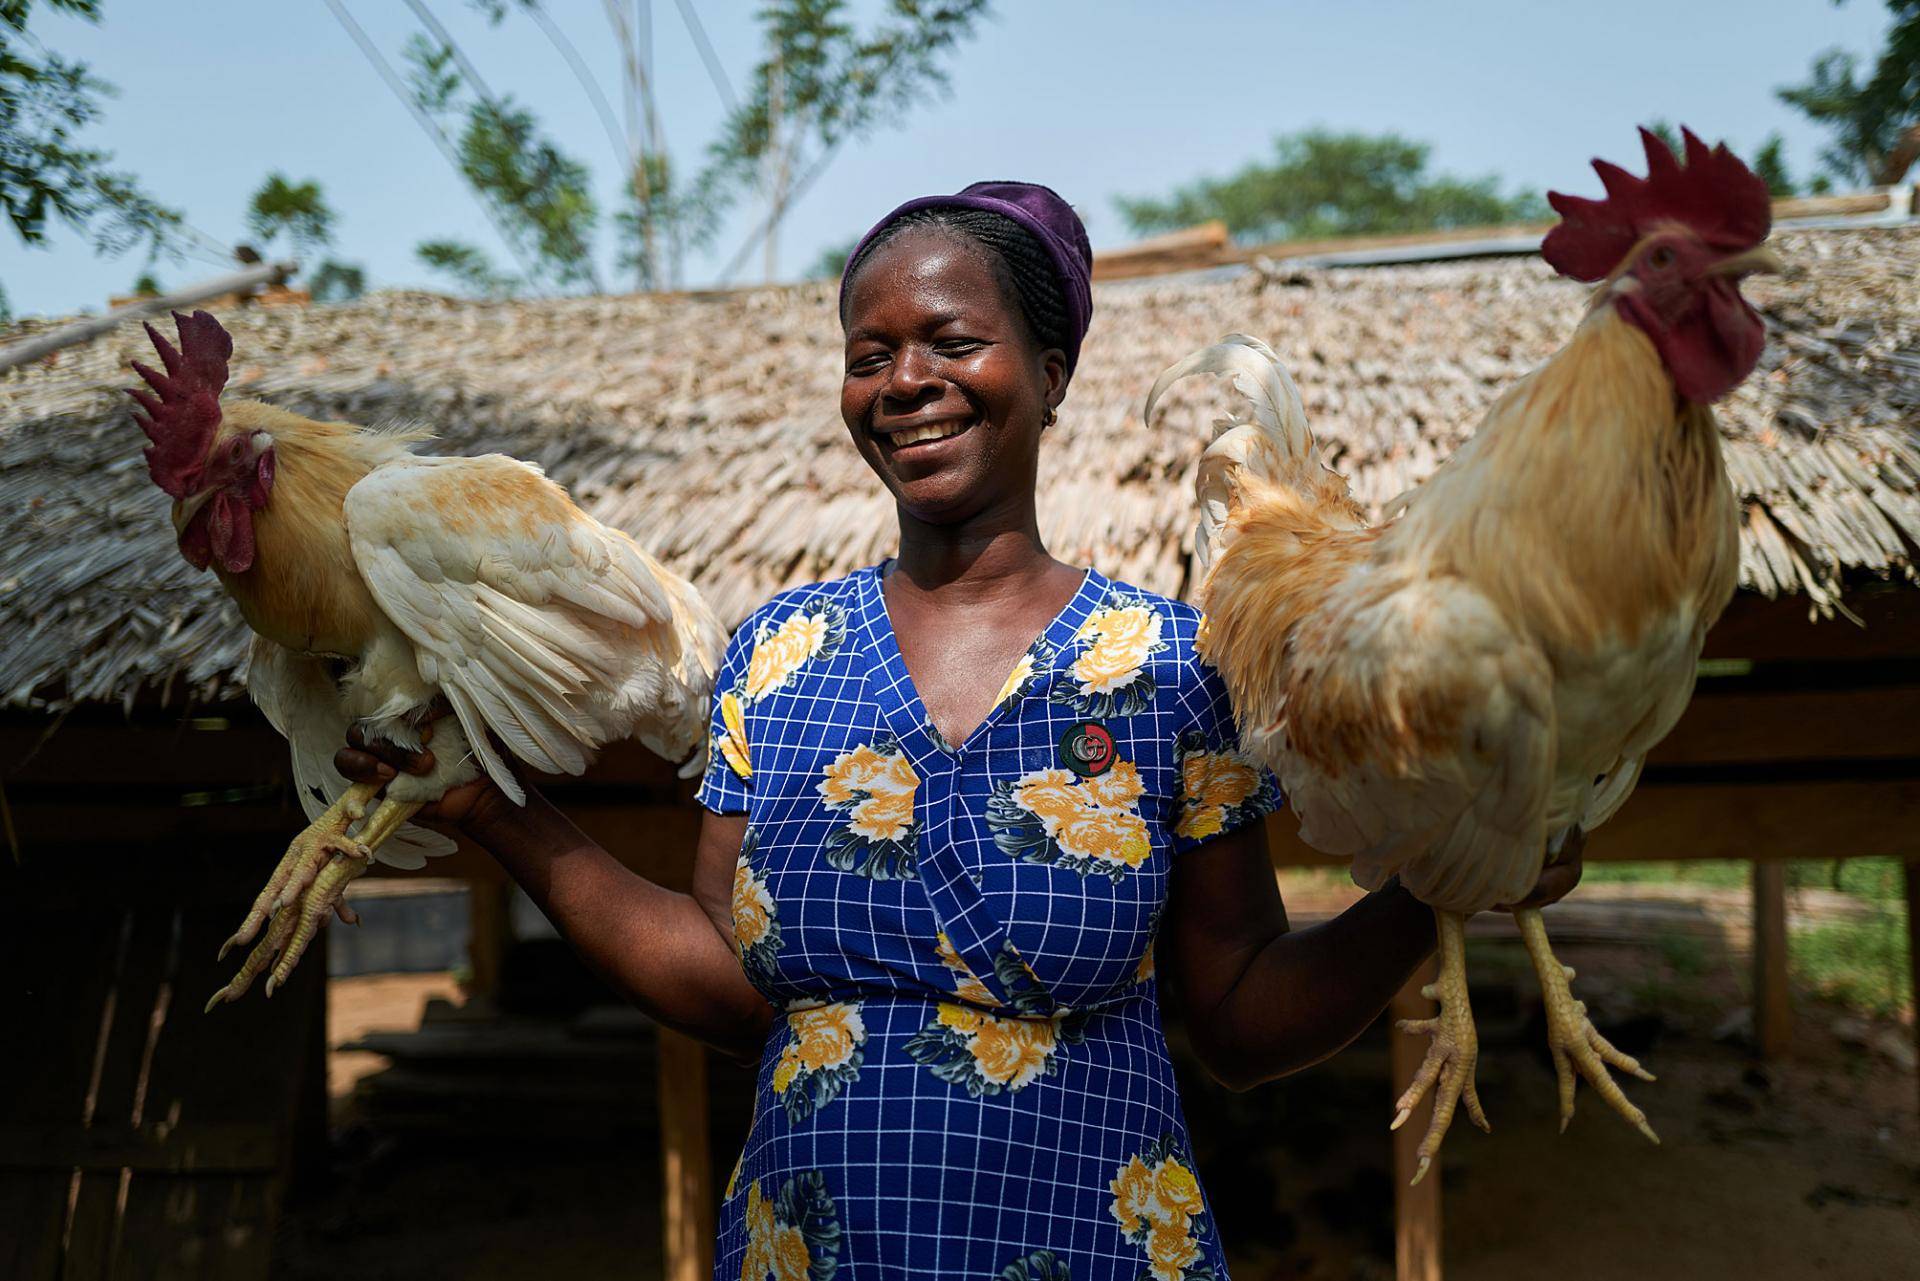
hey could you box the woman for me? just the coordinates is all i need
[341,181,1580,1279]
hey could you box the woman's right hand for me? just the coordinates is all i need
[332,721,509,831]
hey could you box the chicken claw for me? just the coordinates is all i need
[1392,909,1489,1185]
[205,792,424,1010]
[1515,906,1659,1144]
[219,781,381,960]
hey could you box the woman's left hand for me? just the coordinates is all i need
[1494,826,1586,912]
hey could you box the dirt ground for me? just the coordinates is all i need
[285,937,1918,1281]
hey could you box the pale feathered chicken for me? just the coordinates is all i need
[1146,129,1780,1181]
[127,311,726,1009]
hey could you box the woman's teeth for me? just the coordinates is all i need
[888,419,969,446]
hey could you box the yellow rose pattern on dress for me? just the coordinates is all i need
[732,828,782,989]
[739,1172,841,1281]
[987,761,1153,883]
[817,736,920,880]
[743,600,847,703]
[903,1002,1090,1096]
[1172,729,1279,845]
[771,1000,867,1124]
[934,931,997,1007]
[1052,593,1166,718]
[991,637,1057,716]
[716,690,753,780]
[1109,1136,1215,1281]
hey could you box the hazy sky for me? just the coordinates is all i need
[2,0,1892,318]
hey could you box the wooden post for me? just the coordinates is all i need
[1905,858,1920,1116]
[1389,957,1443,1281]
[1753,861,1791,1058]
[466,879,513,1004]
[658,1027,714,1281]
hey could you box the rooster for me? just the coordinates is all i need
[126,311,726,1010]
[1145,129,1779,1181]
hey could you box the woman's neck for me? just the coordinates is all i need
[888,494,1071,605]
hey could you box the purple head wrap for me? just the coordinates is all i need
[840,180,1095,372]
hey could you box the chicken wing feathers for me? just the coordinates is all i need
[245,635,456,869]
[344,453,723,804]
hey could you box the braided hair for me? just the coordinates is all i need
[839,207,1071,356]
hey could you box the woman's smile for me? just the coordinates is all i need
[873,414,978,450]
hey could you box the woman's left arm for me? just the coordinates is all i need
[1164,821,1583,1091]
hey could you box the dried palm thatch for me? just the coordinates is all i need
[1,226,1914,712]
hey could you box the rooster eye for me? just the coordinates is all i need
[1648,245,1676,270]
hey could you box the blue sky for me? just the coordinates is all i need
[2,0,1891,318]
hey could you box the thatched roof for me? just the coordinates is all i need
[3,225,1916,712]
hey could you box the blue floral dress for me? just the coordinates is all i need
[698,563,1279,1281]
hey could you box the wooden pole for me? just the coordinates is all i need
[658,1027,714,1281]
[0,262,296,373]
[1389,957,1443,1281]
[1753,861,1791,1058]
[465,879,513,1005]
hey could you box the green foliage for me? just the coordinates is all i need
[707,0,990,190]
[1,0,183,258]
[1778,0,1920,185]
[614,152,723,292]
[1794,913,1911,1017]
[246,173,336,256]
[1114,129,1548,244]
[416,238,517,297]
[404,34,599,293]
[308,259,365,303]
[805,236,856,280]
[130,270,157,295]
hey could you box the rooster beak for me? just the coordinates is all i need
[1709,246,1783,278]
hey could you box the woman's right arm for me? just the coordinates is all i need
[336,735,774,1063]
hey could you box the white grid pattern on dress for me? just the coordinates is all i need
[699,564,1276,1280]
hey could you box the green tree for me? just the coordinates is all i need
[1,0,183,258]
[416,238,517,297]
[247,173,335,257]
[1115,129,1547,244]
[1778,0,1920,185]
[805,236,857,280]
[244,172,365,302]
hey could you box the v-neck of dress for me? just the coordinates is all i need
[857,560,1107,764]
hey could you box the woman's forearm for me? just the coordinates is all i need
[1201,883,1436,1089]
[460,787,774,1059]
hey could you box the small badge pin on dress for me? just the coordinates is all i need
[1058,720,1115,778]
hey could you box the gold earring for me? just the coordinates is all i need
[1043,406,1057,428]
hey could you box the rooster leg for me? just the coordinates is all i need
[218,781,382,960]
[203,903,302,1011]
[1391,909,1488,1185]
[1515,906,1659,1143]
[263,797,427,994]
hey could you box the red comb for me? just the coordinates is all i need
[128,310,233,500]
[1542,127,1772,282]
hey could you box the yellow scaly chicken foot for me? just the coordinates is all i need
[1391,910,1489,1185]
[1515,906,1659,1144]
[204,795,425,1010]
[263,796,425,995]
[218,781,382,961]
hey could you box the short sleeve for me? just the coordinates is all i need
[1169,652,1282,854]
[695,613,759,815]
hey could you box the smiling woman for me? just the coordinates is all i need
[340,180,1580,1280]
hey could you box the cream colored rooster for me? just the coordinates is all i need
[1145,129,1779,1181]
[127,311,726,1010]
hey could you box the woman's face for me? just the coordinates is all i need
[840,228,1066,525]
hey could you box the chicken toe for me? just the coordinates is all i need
[1392,910,1488,1185]
[1516,906,1659,1144]
[218,781,381,960]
